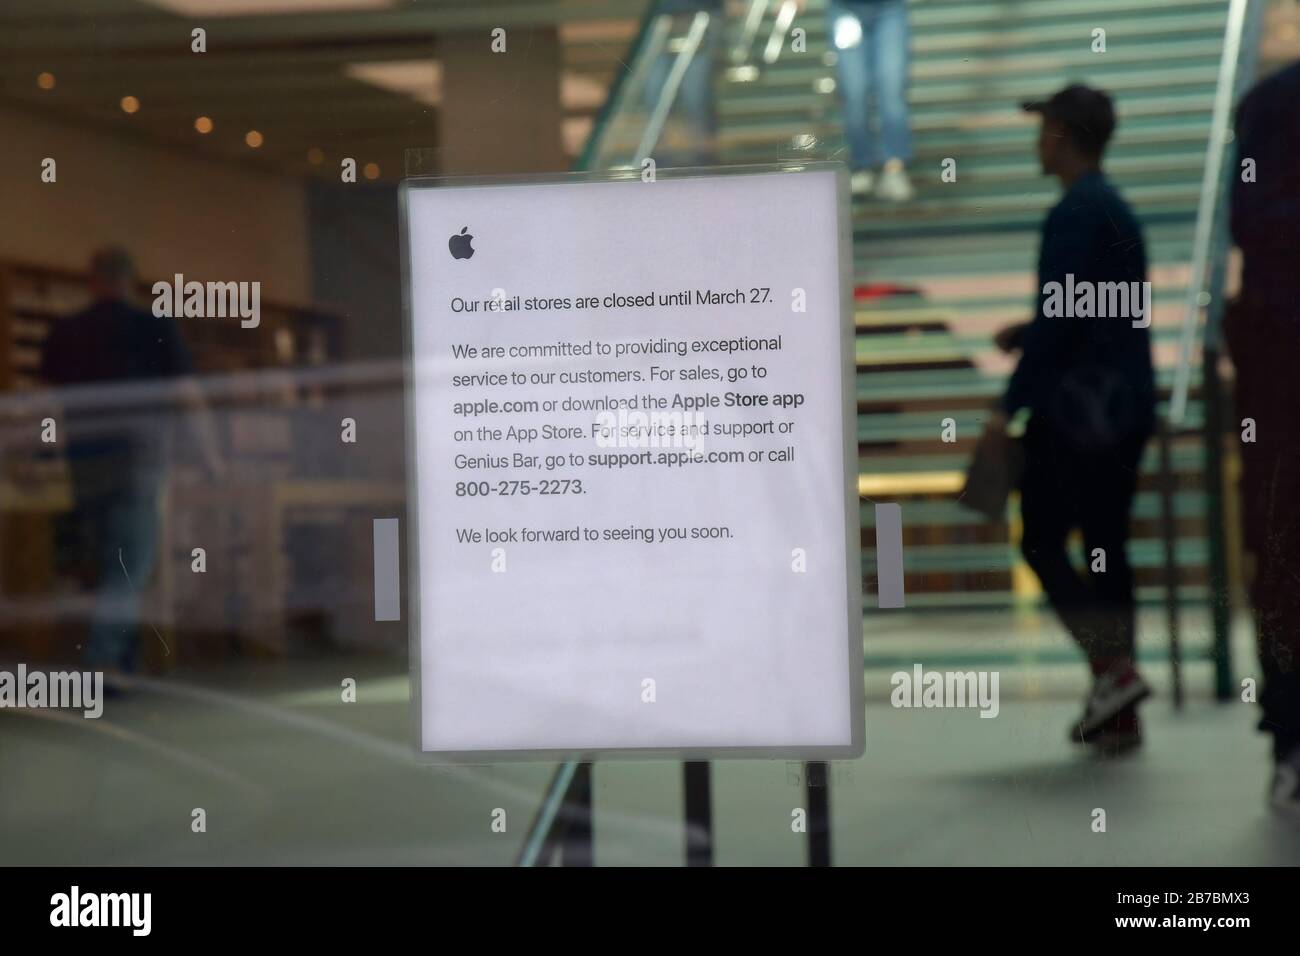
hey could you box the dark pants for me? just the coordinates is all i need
[828,0,913,169]
[68,453,162,673]
[1246,453,1300,759]
[1227,297,1300,759]
[1019,418,1148,664]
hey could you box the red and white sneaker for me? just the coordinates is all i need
[1069,666,1151,745]
[1088,704,1143,756]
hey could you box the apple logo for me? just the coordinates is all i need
[448,226,474,260]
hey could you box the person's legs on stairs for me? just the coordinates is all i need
[828,0,879,182]
[1021,422,1151,744]
[1066,434,1151,743]
[1019,433,1092,646]
[1079,433,1147,669]
[868,0,914,201]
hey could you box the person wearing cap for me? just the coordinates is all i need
[1225,59,1300,812]
[990,84,1156,752]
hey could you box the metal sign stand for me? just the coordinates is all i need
[524,758,834,867]
[805,761,832,866]
[683,761,713,866]
[681,760,831,867]
[560,762,594,866]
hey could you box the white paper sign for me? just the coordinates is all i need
[401,166,862,759]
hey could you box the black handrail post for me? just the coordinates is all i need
[683,761,714,866]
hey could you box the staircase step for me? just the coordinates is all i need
[728,37,1226,94]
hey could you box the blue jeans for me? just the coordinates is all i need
[828,0,913,170]
[78,473,162,673]
[643,12,721,165]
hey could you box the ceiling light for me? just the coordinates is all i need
[120,95,140,114]
[245,129,263,148]
[194,116,214,134]
[37,72,56,90]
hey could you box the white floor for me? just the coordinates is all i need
[2,608,1296,866]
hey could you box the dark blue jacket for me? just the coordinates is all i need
[1003,172,1155,441]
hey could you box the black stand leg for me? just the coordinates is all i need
[560,761,594,867]
[805,761,831,867]
[684,761,713,866]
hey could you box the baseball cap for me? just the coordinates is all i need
[1022,83,1117,157]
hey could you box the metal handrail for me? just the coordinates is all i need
[575,8,672,172]
[585,2,676,171]
[635,11,714,163]
[1168,0,1262,423]
[762,0,798,65]
[731,0,773,65]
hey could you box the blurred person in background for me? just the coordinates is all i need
[1225,59,1300,812]
[40,247,222,677]
[825,0,915,200]
[992,85,1155,753]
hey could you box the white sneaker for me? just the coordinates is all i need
[850,170,875,195]
[1271,746,1300,815]
[874,166,915,202]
